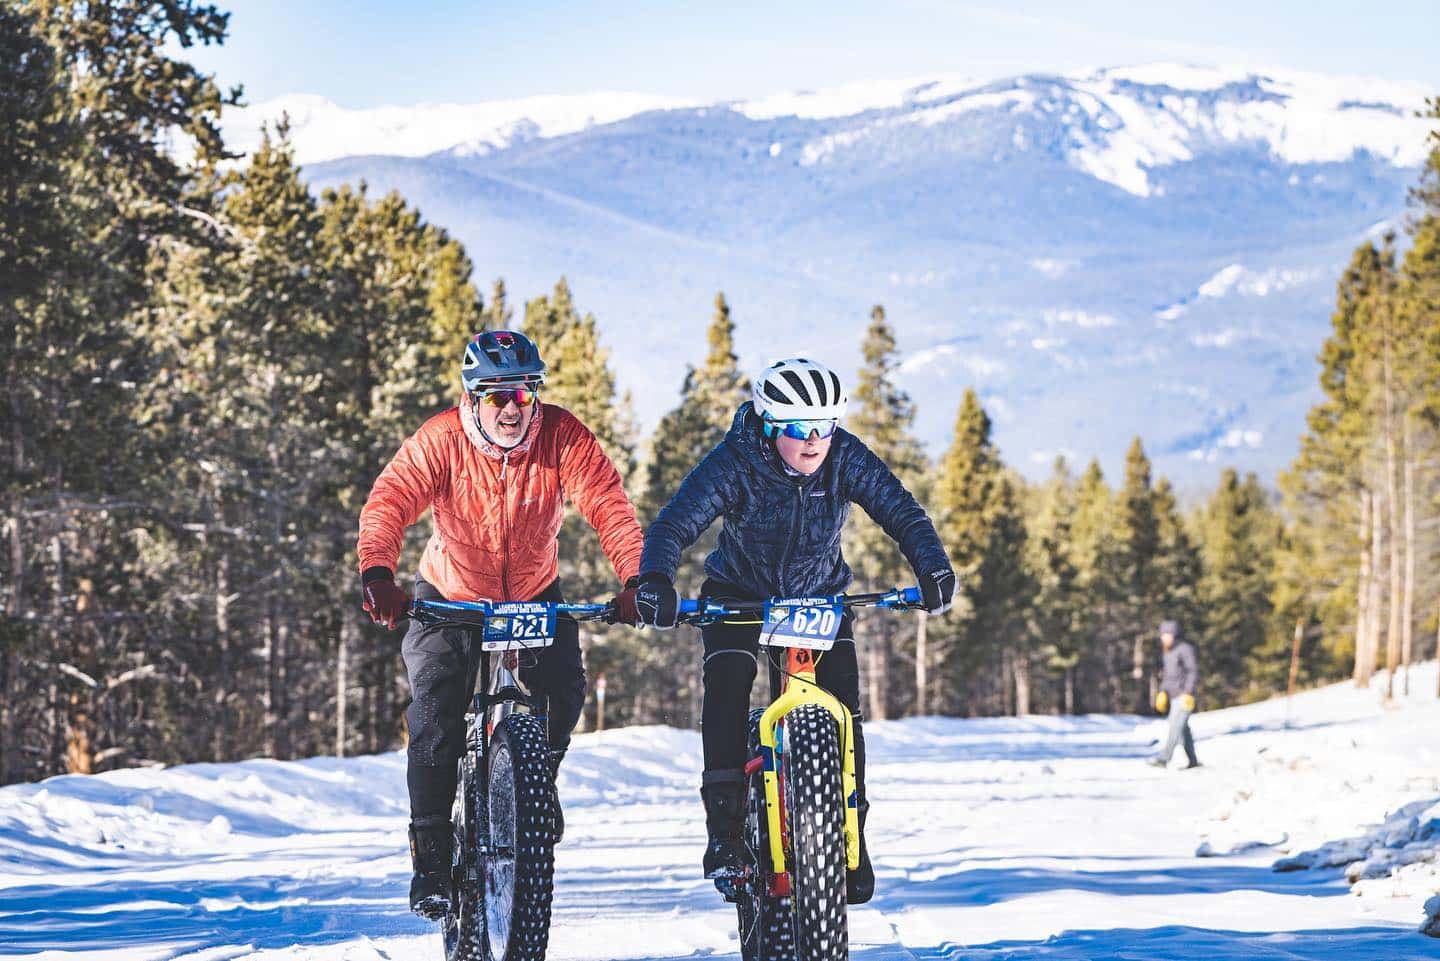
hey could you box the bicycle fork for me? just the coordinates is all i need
[753,647,860,880]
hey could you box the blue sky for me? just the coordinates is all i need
[189,0,1439,107]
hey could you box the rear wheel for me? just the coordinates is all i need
[782,704,848,961]
[480,714,555,961]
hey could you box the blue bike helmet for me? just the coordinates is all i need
[461,330,546,393]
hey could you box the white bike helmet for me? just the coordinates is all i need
[753,358,848,422]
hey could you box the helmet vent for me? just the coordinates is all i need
[779,370,813,404]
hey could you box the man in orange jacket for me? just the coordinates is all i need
[357,329,644,918]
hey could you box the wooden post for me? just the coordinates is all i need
[595,673,607,733]
[914,613,928,716]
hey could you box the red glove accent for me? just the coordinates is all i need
[608,577,641,626]
[362,573,410,629]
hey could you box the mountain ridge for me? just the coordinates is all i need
[228,64,1434,485]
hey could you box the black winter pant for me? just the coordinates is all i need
[699,579,866,800]
[402,574,584,820]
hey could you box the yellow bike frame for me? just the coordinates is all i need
[757,645,860,877]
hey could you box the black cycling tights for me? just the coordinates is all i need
[698,580,865,796]
[401,575,584,820]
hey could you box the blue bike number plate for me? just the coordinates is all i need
[481,602,557,651]
[760,596,844,650]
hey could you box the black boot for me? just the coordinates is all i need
[700,768,747,879]
[548,748,566,844]
[846,799,874,904]
[408,814,454,919]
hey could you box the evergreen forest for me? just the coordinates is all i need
[3,0,1439,785]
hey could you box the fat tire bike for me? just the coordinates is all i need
[677,587,923,961]
[410,597,612,961]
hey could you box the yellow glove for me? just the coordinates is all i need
[1154,691,1169,714]
[1180,693,1195,712]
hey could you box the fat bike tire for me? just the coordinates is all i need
[442,749,484,961]
[480,714,556,961]
[738,709,794,961]
[782,704,849,961]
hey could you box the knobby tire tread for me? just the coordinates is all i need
[484,714,556,961]
[783,704,848,961]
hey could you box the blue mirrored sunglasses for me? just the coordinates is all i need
[766,417,838,440]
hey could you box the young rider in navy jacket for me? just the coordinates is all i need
[624,358,955,904]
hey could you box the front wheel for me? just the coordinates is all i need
[738,709,794,961]
[782,704,848,961]
[480,713,556,961]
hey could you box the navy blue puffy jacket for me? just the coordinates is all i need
[640,403,951,598]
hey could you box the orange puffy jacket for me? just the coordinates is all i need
[357,400,642,601]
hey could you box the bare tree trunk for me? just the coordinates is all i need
[867,620,889,721]
[1402,419,1415,697]
[1384,345,1403,699]
[336,616,351,757]
[914,613,928,716]
[1064,665,1075,715]
[1132,634,1147,715]
[212,552,231,761]
[1014,654,1031,716]
[1288,618,1304,698]
[1355,489,1371,685]
[1359,487,1385,688]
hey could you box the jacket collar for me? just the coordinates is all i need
[725,401,838,486]
[460,393,545,462]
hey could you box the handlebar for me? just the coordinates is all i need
[409,598,615,626]
[677,586,923,622]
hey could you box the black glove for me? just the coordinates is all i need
[361,567,410,629]
[635,572,678,630]
[919,567,956,615]
[607,576,642,626]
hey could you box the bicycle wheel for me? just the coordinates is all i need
[443,748,484,961]
[782,703,848,961]
[481,713,556,961]
[738,709,795,961]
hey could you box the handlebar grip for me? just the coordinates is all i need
[679,598,702,616]
[901,586,922,606]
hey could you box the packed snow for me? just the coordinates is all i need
[4,665,1439,958]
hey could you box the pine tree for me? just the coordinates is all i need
[1116,439,1161,712]
[843,306,929,718]
[1070,459,1123,711]
[1025,458,1083,713]
[1197,470,1280,703]
[933,389,1032,714]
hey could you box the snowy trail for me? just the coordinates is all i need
[4,674,1439,960]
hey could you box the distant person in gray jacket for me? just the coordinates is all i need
[1149,619,1201,769]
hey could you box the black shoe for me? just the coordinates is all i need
[1184,760,1203,770]
[408,815,454,920]
[548,748,566,844]
[704,835,749,878]
[846,800,874,904]
[700,768,747,880]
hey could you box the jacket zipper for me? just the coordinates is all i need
[776,482,805,597]
[499,449,511,598]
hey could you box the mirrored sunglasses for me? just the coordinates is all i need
[769,417,837,440]
[475,387,537,408]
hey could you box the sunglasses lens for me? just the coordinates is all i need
[479,388,536,408]
[780,419,836,439]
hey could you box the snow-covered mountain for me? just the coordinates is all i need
[229,65,1435,484]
